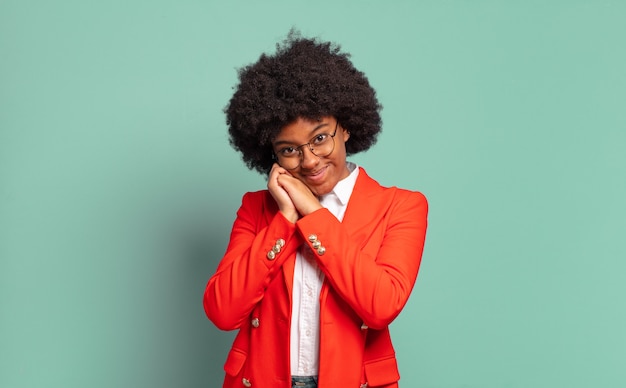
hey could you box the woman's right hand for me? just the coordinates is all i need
[267,163,299,223]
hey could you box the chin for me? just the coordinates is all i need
[309,185,332,197]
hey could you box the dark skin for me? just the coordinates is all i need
[267,116,351,223]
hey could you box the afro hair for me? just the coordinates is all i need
[225,30,382,175]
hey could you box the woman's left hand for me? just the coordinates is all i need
[276,173,323,217]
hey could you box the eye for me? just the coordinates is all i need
[279,146,299,157]
[311,133,329,145]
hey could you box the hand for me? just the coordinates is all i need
[268,163,323,222]
[267,163,298,223]
[275,169,323,217]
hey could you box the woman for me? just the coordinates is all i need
[204,32,428,388]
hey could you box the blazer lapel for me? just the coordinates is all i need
[342,168,396,245]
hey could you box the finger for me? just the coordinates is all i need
[277,174,312,198]
[276,171,297,187]
[272,163,289,174]
[269,163,280,177]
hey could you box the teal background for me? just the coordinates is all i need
[1,1,625,387]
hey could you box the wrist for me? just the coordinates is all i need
[300,203,323,217]
[280,209,299,223]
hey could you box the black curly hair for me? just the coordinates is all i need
[225,30,382,175]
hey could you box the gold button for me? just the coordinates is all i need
[251,317,259,328]
[272,244,281,253]
[308,234,317,242]
[312,241,321,249]
[317,246,326,255]
[361,323,369,330]
[266,251,276,260]
[276,238,285,247]
[242,377,252,387]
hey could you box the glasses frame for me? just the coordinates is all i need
[273,121,339,170]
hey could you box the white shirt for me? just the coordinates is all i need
[290,162,359,376]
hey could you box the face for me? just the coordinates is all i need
[272,116,350,196]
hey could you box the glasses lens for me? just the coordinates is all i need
[276,129,336,170]
[280,156,300,170]
[311,135,334,158]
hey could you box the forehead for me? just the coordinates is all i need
[273,117,334,143]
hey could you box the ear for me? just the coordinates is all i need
[341,127,350,142]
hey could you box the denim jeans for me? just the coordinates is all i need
[291,375,318,388]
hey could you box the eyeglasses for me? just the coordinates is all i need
[273,121,339,170]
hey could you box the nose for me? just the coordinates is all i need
[300,146,319,169]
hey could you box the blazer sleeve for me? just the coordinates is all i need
[296,189,428,330]
[203,191,300,330]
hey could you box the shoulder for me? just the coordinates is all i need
[350,167,428,220]
[239,189,278,212]
[241,189,270,203]
[357,167,428,204]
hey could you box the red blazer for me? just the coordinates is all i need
[204,168,428,388]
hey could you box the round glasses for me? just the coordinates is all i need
[273,122,339,170]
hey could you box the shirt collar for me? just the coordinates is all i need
[320,162,359,206]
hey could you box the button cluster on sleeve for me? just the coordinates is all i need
[307,234,326,256]
[266,238,285,260]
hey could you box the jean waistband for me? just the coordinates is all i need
[291,375,318,387]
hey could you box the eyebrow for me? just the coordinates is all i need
[272,122,330,147]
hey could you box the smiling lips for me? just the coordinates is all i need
[303,165,328,183]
